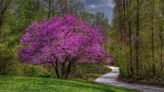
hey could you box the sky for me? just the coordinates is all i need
[81,0,115,23]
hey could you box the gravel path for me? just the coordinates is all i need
[95,66,164,92]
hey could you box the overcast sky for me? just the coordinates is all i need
[81,0,115,23]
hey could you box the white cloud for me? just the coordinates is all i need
[102,0,113,4]
[88,4,114,9]
[90,4,97,9]
[102,0,115,8]
[87,0,115,9]
[81,0,114,23]
[106,3,115,8]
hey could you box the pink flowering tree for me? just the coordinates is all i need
[18,14,110,79]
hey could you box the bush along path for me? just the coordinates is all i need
[95,66,164,92]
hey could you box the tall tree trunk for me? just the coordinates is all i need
[151,0,155,75]
[116,0,124,44]
[0,0,11,29]
[159,0,164,72]
[128,21,134,77]
[159,26,163,71]
[58,0,66,16]
[0,16,2,31]
[135,0,140,77]
[122,0,126,43]
[48,0,51,19]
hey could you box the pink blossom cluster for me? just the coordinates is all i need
[19,14,111,65]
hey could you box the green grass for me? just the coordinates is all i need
[0,76,138,92]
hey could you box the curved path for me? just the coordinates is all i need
[95,66,164,92]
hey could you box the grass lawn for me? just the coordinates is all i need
[0,76,138,92]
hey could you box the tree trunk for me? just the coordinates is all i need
[151,0,155,76]
[52,61,61,78]
[159,26,163,71]
[65,61,73,79]
[65,58,77,79]
[0,16,2,29]
[128,21,134,77]
[48,0,51,19]
[116,0,124,44]
[135,0,140,77]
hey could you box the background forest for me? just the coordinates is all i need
[110,0,164,86]
[0,0,164,87]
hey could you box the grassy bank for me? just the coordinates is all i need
[0,76,138,92]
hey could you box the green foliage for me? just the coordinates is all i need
[111,0,164,85]
[75,62,111,80]
[0,44,22,75]
[0,0,47,76]
[22,65,52,78]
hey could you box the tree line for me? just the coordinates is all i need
[111,0,164,85]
